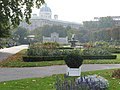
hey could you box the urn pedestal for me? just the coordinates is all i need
[66,66,81,76]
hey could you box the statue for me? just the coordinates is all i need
[71,34,76,40]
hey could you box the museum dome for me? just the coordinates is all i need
[40,4,51,12]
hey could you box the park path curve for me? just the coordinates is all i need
[0,45,28,61]
[0,64,120,82]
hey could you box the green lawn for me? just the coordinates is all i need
[0,69,120,90]
[0,49,120,67]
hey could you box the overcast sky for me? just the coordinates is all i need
[32,0,120,23]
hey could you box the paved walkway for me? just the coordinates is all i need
[0,64,120,82]
[0,45,28,61]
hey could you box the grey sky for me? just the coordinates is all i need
[32,0,120,23]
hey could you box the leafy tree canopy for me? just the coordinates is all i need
[83,16,116,29]
[99,16,115,28]
[13,27,29,44]
[0,0,45,37]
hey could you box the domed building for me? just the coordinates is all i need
[39,4,52,19]
[20,4,82,30]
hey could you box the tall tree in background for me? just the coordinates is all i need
[13,27,28,44]
[111,27,120,40]
[41,25,67,37]
[99,16,115,28]
[83,21,99,29]
[0,0,45,38]
[83,16,116,30]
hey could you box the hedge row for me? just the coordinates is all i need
[57,47,74,49]
[111,50,120,53]
[82,55,117,60]
[23,55,117,62]
[23,56,64,62]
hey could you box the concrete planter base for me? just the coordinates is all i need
[66,66,81,76]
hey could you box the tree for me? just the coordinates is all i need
[111,27,120,40]
[41,25,67,37]
[0,0,45,38]
[83,21,99,29]
[99,16,115,28]
[13,27,28,44]
[0,28,10,38]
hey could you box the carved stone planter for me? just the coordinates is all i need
[64,51,83,76]
[66,66,82,76]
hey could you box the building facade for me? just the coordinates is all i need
[20,4,82,30]
[43,32,68,44]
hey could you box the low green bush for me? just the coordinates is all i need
[57,47,74,49]
[109,48,120,53]
[81,55,117,59]
[26,42,118,62]
[80,48,117,60]
[82,48,111,56]
[23,54,117,62]
[64,50,83,68]
[27,48,61,56]
[27,42,76,58]
[23,56,64,62]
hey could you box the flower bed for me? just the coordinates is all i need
[76,74,109,89]
[81,48,117,59]
[56,74,109,90]
[23,42,117,62]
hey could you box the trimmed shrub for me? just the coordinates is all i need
[23,56,64,62]
[27,42,62,57]
[82,48,111,56]
[42,42,60,49]
[27,42,76,57]
[64,50,83,68]
[80,48,117,59]
[81,55,117,59]
[57,47,74,49]
[108,48,120,53]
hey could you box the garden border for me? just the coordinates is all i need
[23,55,117,62]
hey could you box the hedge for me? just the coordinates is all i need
[57,47,74,49]
[23,55,117,62]
[23,56,64,62]
[81,55,117,60]
[111,50,120,53]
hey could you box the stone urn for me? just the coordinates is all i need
[64,51,83,76]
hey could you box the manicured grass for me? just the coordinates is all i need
[0,69,120,90]
[0,50,120,67]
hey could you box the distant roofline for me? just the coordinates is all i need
[30,17,82,25]
[94,16,120,19]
